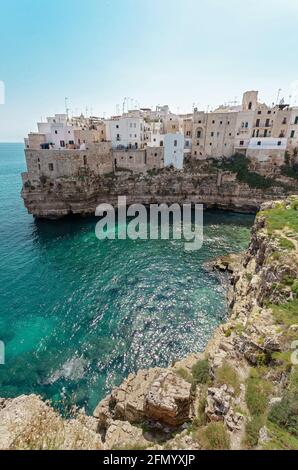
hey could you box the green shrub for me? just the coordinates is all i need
[270,299,298,326]
[245,368,272,416]
[192,360,210,385]
[244,415,265,448]
[281,165,298,181]
[263,422,298,450]
[278,237,295,250]
[215,361,241,395]
[268,390,298,437]
[291,281,298,296]
[213,154,275,189]
[195,422,230,450]
[175,368,193,384]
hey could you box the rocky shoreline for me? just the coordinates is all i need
[1,196,298,450]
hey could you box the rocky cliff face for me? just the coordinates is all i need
[1,197,298,450]
[21,163,298,218]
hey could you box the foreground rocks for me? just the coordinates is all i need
[94,369,193,430]
[0,395,103,450]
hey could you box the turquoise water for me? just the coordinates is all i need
[0,143,254,413]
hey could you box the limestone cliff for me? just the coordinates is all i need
[21,161,298,218]
[1,196,298,450]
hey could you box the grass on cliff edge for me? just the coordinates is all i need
[259,202,298,235]
[214,361,241,396]
[245,368,272,416]
[194,422,230,450]
[269,299,298,326]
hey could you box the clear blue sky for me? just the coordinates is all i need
[0,0,298,141]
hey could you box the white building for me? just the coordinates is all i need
[106,116,145,150]
[163,133,185,169]
[287,107,298,150]
[33,114,77,149]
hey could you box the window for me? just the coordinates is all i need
[116,125,119,129]
[264,129,268,137]
[154,153,157,157]
[212,120,215,124]
[265,118,270,127]
[38,164,41,171]
[277,141,282,146]
[291,130,295,138]
[60,140,65,147]
[227,121,230,125]
[83,155,87,166]
[174,140,177,147]
[55,130,58,134]
[198,120,201,124]
[69,140,74,145]
[267,110,271,115]
[295,116,298,124]
[248,102,252,110]
[240,140,244,146]
[211,132,214,137]
[256,119,260,127]
[220,121,223,125]
[48,163,54,171]
[160,141,163,147]
[257,141,261,146]
[197,130,201,138]
[185,141,189,147]
[282,118,287,125]
[117,134,120,141]
[245,122,249,128]
[209,142,212,146]
[258,110,261,115]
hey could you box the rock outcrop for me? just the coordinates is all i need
[21,163,298,219]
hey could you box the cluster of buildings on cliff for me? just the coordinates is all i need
[23,91,298,186]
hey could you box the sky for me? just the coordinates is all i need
[0,0,298,141]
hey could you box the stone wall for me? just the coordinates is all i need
[23,142,113,185]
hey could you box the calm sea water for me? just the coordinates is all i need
[0,143,254,413]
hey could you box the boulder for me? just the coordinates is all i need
[144,371,192,427]
[104,420,149,449]
[93,368,162,425]
[205,385,233,421]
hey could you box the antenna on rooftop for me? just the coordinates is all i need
[65,97,70,119]
[276,88,282,105]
